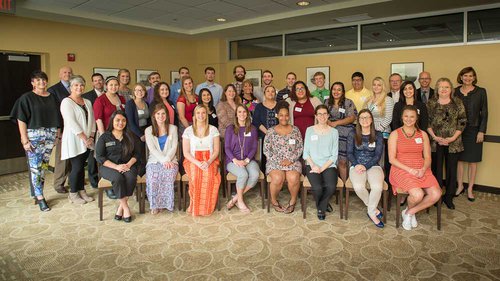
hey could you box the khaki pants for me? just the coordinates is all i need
[53,140,70,189]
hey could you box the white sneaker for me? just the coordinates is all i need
[401,208,412,230]
[411,214,418,228]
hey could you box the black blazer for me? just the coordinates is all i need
[82,89,98,105]
[416,88,434,103]
[47,81,70,103]
[454,86,488,132]
[392,100,429,131]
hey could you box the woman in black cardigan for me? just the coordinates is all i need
[392,81,428,130]
[125,83,150,176]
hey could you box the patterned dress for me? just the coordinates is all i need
[389,128,439,195]
[263,126,303,174]
[328,98,357,162]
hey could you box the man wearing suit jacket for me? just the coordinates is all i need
[416,71,434,103]
[82,73,104,189]
[387,73,403,103]
[48,66,72,194]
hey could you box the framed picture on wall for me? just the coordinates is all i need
[170,71,180,85]
[391,62,424,88]
[306,66,330,92]
[136,69,156,86]
[93,67,120,80]
[246,69,262,88]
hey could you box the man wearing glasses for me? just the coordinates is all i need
[416,71,434,103]
[346,71,372,112]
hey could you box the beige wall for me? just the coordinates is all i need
[219,44,500,188]
[2,15,499,188]
[0,15,199,89]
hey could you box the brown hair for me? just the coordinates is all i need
[151,103,170,138]
[180,76,196,105]
[132,83,147,100]
[401,105,420,131]
[290,81,311,102]
[153,82,170,104]
[355,109,376,146]
[232,105,252,135]
[221,84,242,104]
[457,66,477,85]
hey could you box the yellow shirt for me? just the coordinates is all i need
[345,87,372,112]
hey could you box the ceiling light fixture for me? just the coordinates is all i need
[216,18,226,22]
[296,1,310,7]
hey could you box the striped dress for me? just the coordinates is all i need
[389,128,438,195]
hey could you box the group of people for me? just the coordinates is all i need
[11,64,488,230]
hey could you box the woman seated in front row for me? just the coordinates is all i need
[225,105,260,213]
[388,105,441,231]
[264,101,303,214]
[95,110,139,223]
[182,105,221,216]
[303,104,339,221]
[347,109,385,228]
[145,104,179,214]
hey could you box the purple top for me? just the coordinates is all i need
[146,87,155,105]
[224,125,258,166]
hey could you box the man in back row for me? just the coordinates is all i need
[277,72,296,101]
[310,71,329,103]
[253,70,274,102]
[169,66,190,104]
[195,67,223,106]
[346,71,372,111]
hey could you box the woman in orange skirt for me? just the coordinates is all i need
[182,105,221,216]
[388,105,441,231]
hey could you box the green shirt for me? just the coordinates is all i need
[311,88,330,103]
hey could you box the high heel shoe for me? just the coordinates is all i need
[455,185,465,197]
[123,216,132,223]
[467,195,475,202]
[37,198,51,212]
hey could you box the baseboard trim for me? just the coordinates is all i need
[464,182,500,194]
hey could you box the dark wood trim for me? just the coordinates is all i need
[485,135,500,143]
[464,182,500,194]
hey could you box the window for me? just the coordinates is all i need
[468,8,500,42]
[230,36,282,60]
[285,26,357,55]
[361,13,463,50]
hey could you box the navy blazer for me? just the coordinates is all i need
[416,88,434,103]
[125,99,151,138]
[82,89,98,105]
[47,81,70,103]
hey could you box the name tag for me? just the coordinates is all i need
[244,132,251,137]
[417,109,420,115]
[311,135,318,141]
[289,139,296,145]
[177,89,181,93]
[339,108,346,114]
[295,107,302,112]
[282,94,288,99]
[368,142,376,148]
[415,138,423,144]
[105,141,116,147]
[275,114,278,118]
[138,109,144,115]
[212,113,217,118]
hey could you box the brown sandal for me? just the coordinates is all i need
[271,200,284,212]
[284,202,296,214]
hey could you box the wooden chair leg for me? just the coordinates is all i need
[382,190,388,224]
[183,182,188,212]
[267,182,271,213]
[99,188,104,221]
[177,182,181,211]
[339,186,344,219]
[140,183,146,214]
[226,180,231,203]
[260,180,265,209]
[396,193,401,228]
[437,196,442,230]
[345,188,349,220]
[302,187,306,219]
[387,189,392,212]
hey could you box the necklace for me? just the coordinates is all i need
[237,128,245,159]
[401,127,416,139]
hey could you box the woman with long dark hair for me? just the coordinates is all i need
[95,111,139,222]
[392,81,428,130]
[150,82,176,126]
[287,81,322,140]
[199,88,218,127]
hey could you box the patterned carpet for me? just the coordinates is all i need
[0,172,499,281]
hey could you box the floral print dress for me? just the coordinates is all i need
[263,126,303,174]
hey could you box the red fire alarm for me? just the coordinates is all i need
[67,53,76,62]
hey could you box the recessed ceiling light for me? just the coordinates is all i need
[216,18,226,22]
[296,1,310,6]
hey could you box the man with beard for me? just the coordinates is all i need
[232,65,246,96]
[277,72,296,101]
[170,66,189,104]
[416,71,434,103]
[145,71,161,104]
[253,70,274,102]
[195,67,223,106]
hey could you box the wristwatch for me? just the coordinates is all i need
[244,158,250,164]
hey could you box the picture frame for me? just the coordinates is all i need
[136,69,157,86]
[390,62,424,88]
[170,71,180,85]
[93,67,120,80]
[306,66,330,92]
[246,69,262,88]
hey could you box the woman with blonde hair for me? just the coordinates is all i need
[182,105,221,216]
[364,77,394,139]
[117,69,132,101]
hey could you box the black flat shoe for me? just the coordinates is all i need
[114,214,123,221]
[123,216,132,223]
[443,201,455,210]
[326,203,333,213]
[106,189,118,199]
[467,196,475,202]
[317,210,326,220]
[37,198,51,212]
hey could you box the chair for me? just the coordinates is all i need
[97,176,145,221]
[226,138,266,209]
[344,179,388,223]
[301,176,344,219]
[395,188,442,230]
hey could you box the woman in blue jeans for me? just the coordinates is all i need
[303,104,339,220]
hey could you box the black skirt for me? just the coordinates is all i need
[459,126,483,162]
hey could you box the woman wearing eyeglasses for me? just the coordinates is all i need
[286,81,322,140]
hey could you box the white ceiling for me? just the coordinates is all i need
[13,0,500,38]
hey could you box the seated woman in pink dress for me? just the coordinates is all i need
[388,105,441,231]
